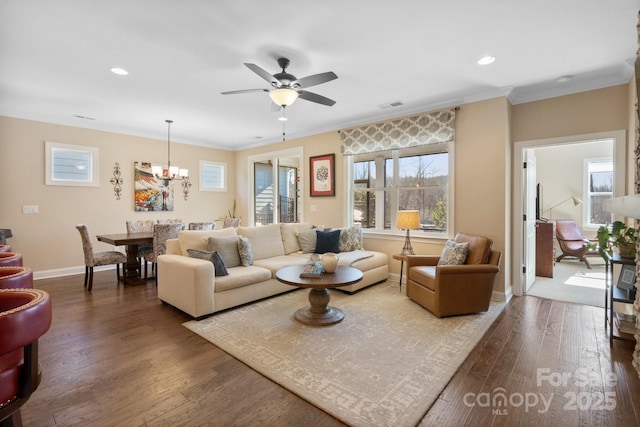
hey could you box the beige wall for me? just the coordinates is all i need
[0,117,236,276]
[511,85,629,143]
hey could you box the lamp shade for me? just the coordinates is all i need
[397,210,420,230]
[604,195,640,219]
[269,88,298,106]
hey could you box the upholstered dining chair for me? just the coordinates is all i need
[75,224,127,291]
[157,218,183,224]
[0,267,33,289]
[554,219,599,269]
[126,220,155,275]
[188,222,215,231]
[406,233,501,317]
[0,288,52,426]
[144,223,185,284]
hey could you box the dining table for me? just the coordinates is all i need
[96,231,153,284]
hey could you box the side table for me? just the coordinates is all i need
[393,253,407,291]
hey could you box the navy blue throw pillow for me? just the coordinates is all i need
[187,249,229,276]
[315,229,341,254]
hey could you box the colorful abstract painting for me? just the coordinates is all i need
[134,161,174,211]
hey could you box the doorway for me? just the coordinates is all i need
[248,147,304,226]
[512,130,626,298]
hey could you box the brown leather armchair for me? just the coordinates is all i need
[406,233,501,317]
[554,219,598,269]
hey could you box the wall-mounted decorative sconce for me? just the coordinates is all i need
[182,176,192,201]
[109,162,123,200]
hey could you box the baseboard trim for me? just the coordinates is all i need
[33,265,116,280]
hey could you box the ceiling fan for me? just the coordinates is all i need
[221,57,337,108]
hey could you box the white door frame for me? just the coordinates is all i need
[511,130,626,296]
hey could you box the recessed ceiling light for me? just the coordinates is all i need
[477,56,496,65]
[278,116,288,121]
[110,67,128,75]
[557,75,573,83]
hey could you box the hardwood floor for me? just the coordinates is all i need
[19,271,640,427]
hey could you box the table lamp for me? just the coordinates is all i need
[397,210,420,255]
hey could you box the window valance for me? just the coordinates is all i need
[339,108,457,156]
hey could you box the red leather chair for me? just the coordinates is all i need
[0,289,52,426]
[0,268,33,289]
[0,246,10,253]
[0,253,22,267]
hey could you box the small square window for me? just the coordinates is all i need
[45,141,99,186]
[200,160,226,192]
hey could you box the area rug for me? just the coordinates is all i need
[527,258,606,308]
[184,282,504,427]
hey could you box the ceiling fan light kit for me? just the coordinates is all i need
[222,57,337,108]
[269,88,299,107]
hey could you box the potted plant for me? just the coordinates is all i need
[596,220,638,259]
[218,199,241,228]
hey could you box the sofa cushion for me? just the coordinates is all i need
[454,233,492,264]
[177,227,237,256]
[237,223,285,260]
[213,266,273,292]
[339,226,363,252]
[238,235,254,266]
[252,255,309,277]
[187,249,228,276]
[438,240,469,266]
[208,235,241,268]
[315,229,341,254]
[297,229,318,253]
[280,222,313,254]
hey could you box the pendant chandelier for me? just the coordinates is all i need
[152,119,188,181]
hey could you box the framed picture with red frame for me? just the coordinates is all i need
[310,153,335,197]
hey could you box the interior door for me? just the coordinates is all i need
[524,149,537,292]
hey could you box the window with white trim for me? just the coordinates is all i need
[584,157,613,227]
[349,142,450,235]
[200,160,226,191]
[45,141,99,186]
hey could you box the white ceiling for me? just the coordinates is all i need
[1,1,638,151]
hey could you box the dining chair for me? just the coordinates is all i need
[126,220,155,276]
[75,224,127,291]
[188,222,215,230]
[0,288,52,426]
[157,219,183,224]
[144,223,185,284]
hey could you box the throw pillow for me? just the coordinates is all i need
[315,229,341,254]
[438,240,469,266]
[297,228,318,253]
[237,235,254,266]
[207,235,242,268]
[187,249,229,276]
[339,226,363,252]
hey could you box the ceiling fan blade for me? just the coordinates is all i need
[221,89,269,95]
[297,90,336,106]
[244,63,278,86]
[294,71,338,89]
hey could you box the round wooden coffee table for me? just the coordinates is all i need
[275,265,363,326]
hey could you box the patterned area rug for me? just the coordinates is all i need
[184,282,504,427]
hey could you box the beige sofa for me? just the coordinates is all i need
[157,223,388,318]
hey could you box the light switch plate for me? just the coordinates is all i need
[22,205,38,214]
